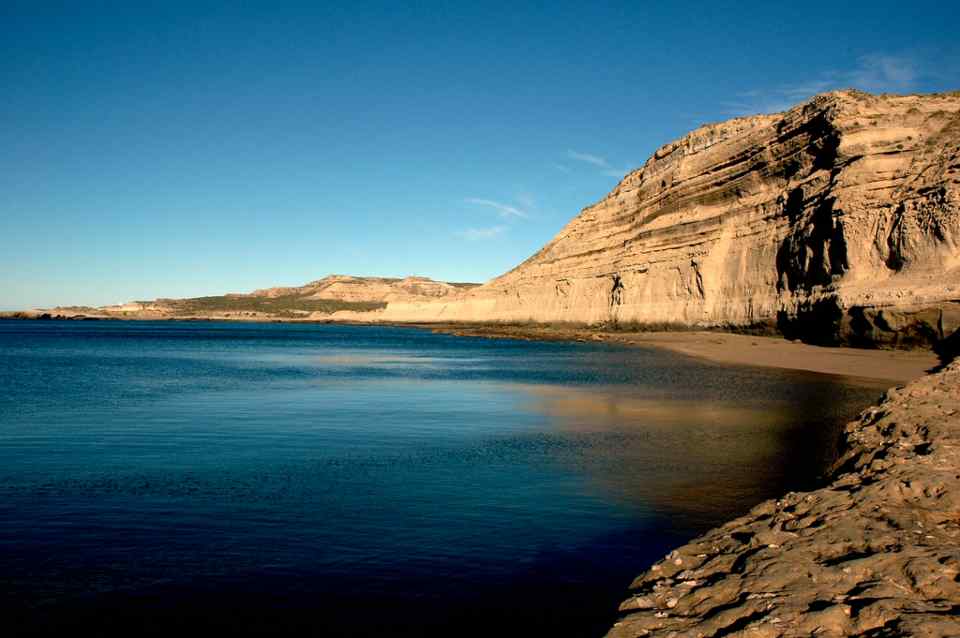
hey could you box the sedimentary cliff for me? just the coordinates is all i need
[383,90,960,349]
[606,359,960,637]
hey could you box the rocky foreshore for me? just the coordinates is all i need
[606,360,960,637]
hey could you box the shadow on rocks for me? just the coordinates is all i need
[932,329,960,371]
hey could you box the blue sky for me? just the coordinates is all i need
[2,1,958,309]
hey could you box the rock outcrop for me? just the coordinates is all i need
[606,360,960,637]
[383,90,960,350]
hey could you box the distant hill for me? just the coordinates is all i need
[37,275,479,321]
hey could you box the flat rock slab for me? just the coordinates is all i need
[607,361,960,637]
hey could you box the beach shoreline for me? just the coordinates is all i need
[406,323,939,386]
[2,312,939,384]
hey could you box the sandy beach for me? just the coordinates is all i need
[417,324,940,385]
[617,332,938,384]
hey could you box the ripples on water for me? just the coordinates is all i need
[0,321,888,636]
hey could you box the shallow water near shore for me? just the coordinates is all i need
[0,321,890,636]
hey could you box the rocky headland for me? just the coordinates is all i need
[381,90,960,355]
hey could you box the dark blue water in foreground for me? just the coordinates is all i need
[0,321,888,636]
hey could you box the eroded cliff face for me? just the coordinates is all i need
[383,91,960,348]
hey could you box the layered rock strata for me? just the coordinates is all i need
[606,361,960,637]
[383,90,960,349]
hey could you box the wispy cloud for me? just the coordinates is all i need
[456,225,507,240]
[847,54,917,92]
[516,192,536,211]
[567,149,609,167]
[458,195,532,240]
[566,150,632,179]
[464,198,529,219]
[723,52,924,117]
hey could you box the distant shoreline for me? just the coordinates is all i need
[2,312,938,385]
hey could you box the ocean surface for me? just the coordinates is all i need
[0,321,889,636]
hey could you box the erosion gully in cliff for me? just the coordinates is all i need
[382,90,960,353]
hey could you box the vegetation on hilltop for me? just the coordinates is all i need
[164,294,386,318]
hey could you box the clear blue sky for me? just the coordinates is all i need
[2,1,958,309]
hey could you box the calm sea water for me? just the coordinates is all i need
[0,321,888,636]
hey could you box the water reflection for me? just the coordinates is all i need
[515,377,883,529]
[0,321,890,637]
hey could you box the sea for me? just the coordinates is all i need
[0,321,889,636]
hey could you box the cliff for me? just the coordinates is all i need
[382,90,960,350]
